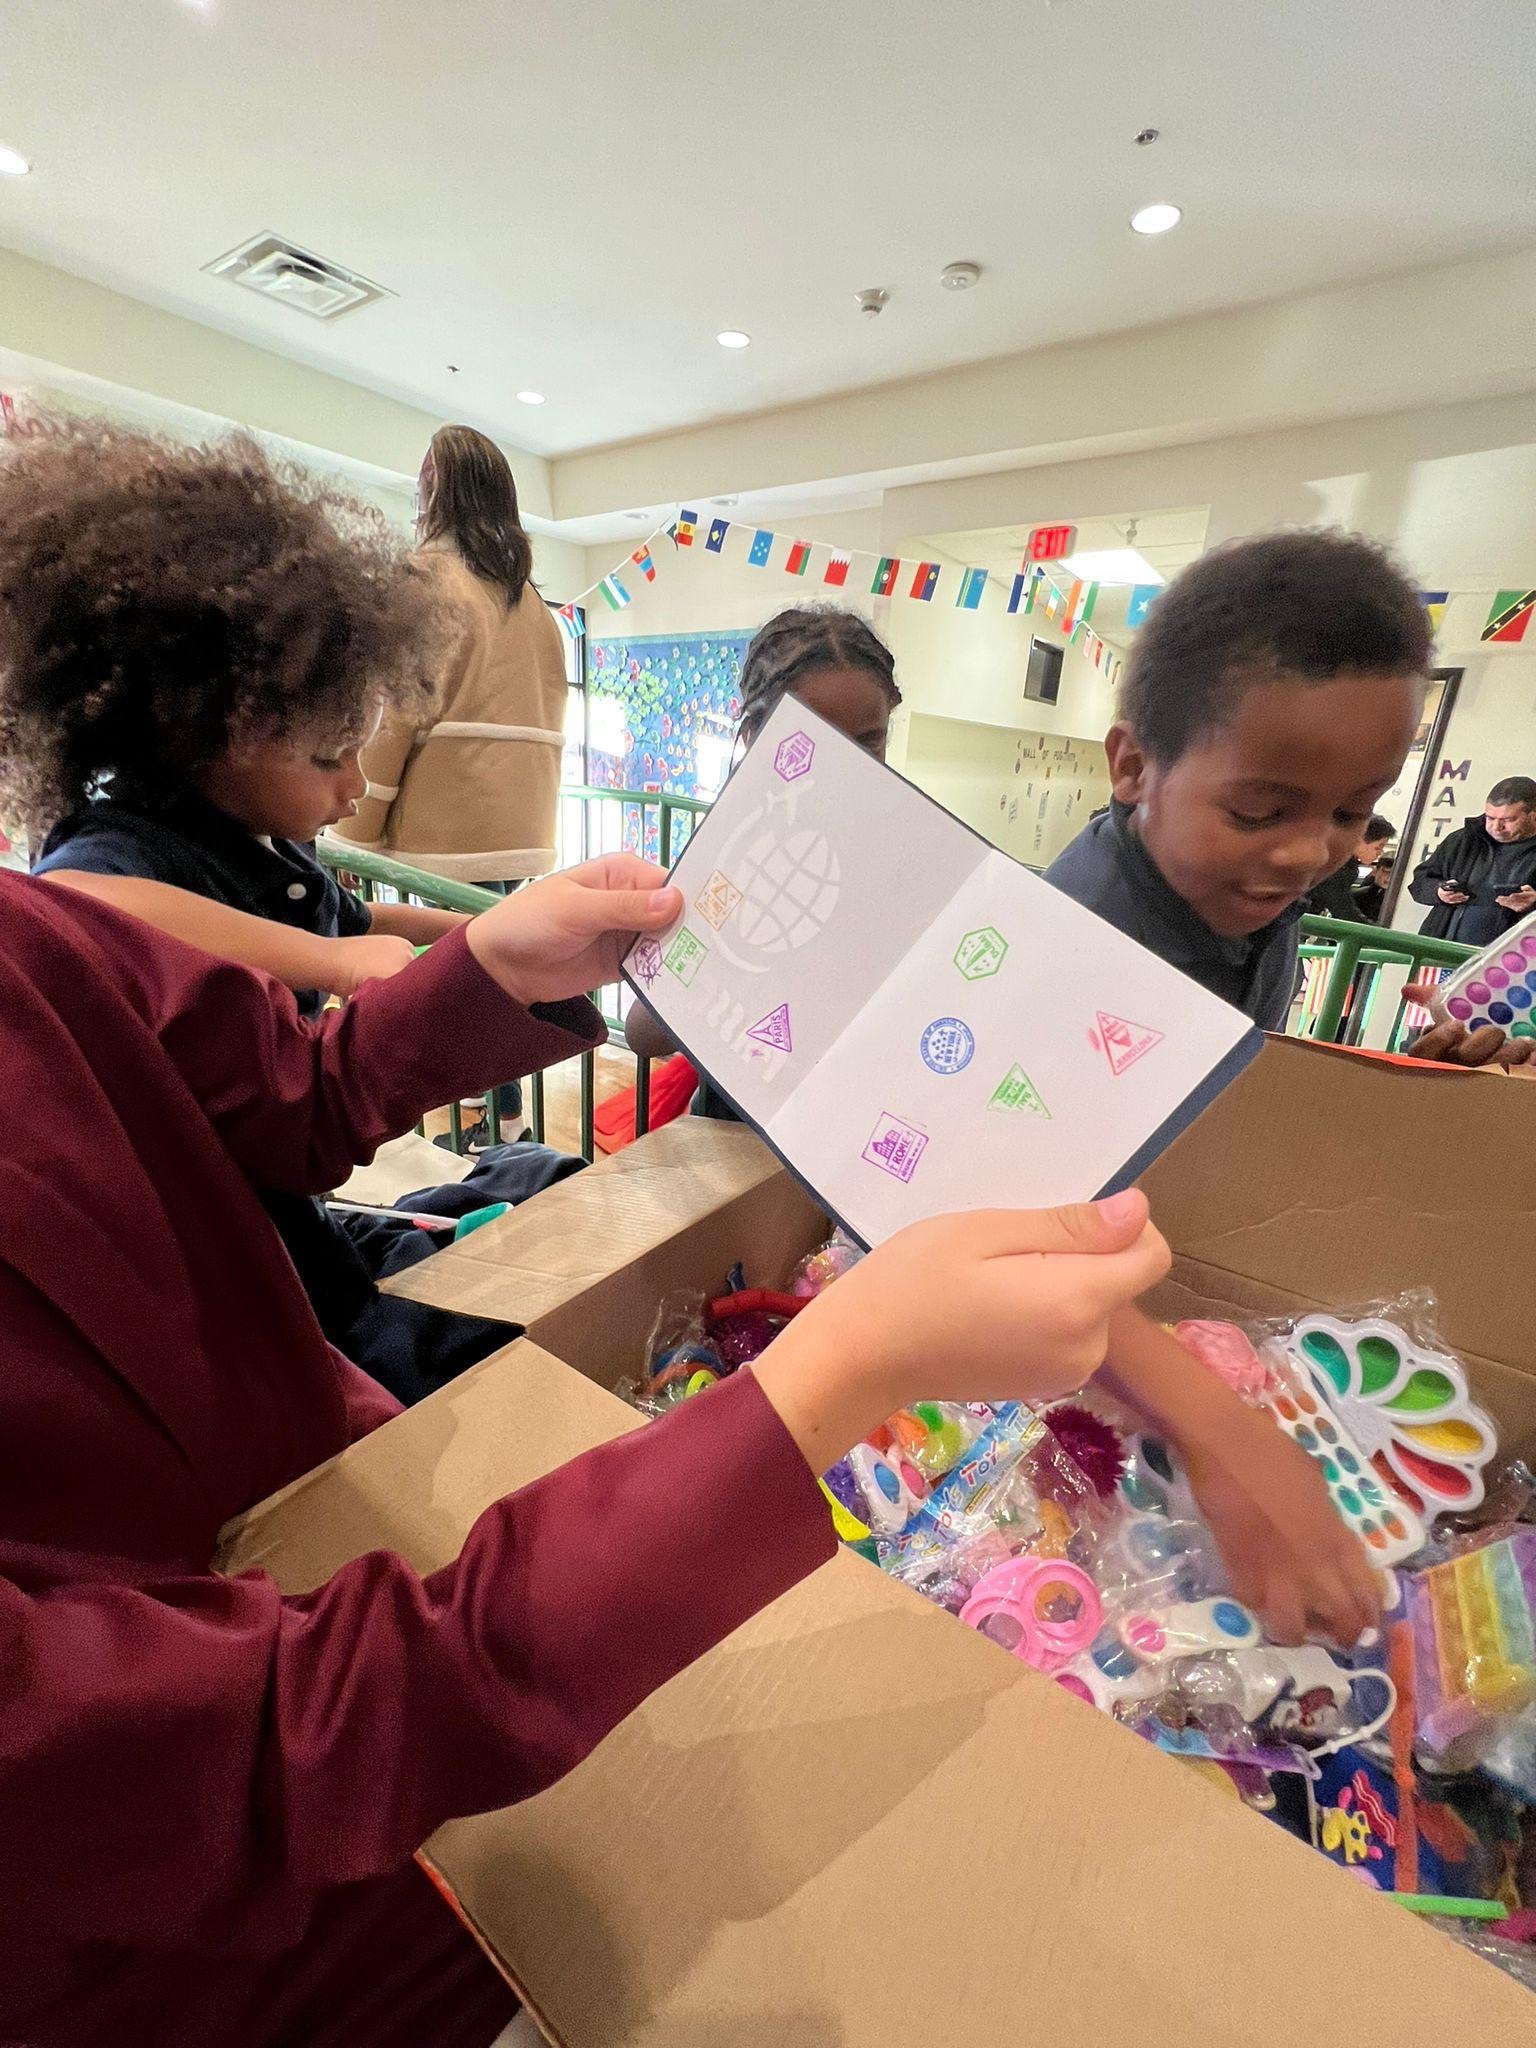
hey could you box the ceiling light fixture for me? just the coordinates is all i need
[516,389,546,405]
[940,262,982,291]
[716,329,751,349]
[1130,202,1182,236]
[1060,547,1166,587]
[0,144,32,178]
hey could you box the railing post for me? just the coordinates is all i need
[580,1047,596,1162]
[1313,935,1364,1044]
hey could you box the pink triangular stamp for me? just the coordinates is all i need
[1093,1009,1163,1077]
[746,1003,793,1054]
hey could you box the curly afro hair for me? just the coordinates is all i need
[0,414,448,835]
[1120,528,1431,766]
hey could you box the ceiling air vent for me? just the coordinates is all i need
[203,234,394,321]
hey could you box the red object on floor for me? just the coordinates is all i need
[592,1053,699,1153]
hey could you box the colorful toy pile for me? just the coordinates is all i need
[622,1254,1536,1980]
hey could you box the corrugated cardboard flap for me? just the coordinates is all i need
[378,1120,776,1324]
[1139,1036,1536,1448]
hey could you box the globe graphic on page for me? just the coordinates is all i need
[718,818,841,968]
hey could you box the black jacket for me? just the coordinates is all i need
[1306,856,1365,922]
[1408,818,1536,943]
[1046,803,1301,1031]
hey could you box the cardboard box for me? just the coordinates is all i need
[220,1038,1536,2043]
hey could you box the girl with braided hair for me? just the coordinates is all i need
[624,605,901,1105]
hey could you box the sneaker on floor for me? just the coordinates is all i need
[434,1117,531,1157]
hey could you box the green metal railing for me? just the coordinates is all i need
[557,783,710,871]
[1295,914,1476,1051]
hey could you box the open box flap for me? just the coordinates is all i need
[377,1120,776,1323]
[1138,1036,1536,1432]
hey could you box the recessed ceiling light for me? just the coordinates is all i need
[0,144,32,178]
[1061,547,1167,587]
[516,389,546,405]
[716,329,751,350]
[1130,202,1182,236]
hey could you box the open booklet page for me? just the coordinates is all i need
[626,699,1259,1245]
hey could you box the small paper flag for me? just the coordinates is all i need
[675,508,698,547]
[785,539,811,576]
[1007,571,1034,615]
[910,561,940,602]
[1419,590,1448,637]
[748,529,773,567]
[1484,590,1536,644]
[597,573,631,611]
[630,546,656,583]
[705,517,729,554]
[824,551,852,588]
[1126,584,1160,629]
[955,567,988,611]
[555,603,584,645]
[872,557,901,599]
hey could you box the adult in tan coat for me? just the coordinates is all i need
[337,424,569,883]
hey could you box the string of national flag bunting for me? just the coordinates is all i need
[2,394,1533,655]
[555,508,1536,664]
[556,511,1131,683]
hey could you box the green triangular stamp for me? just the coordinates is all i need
[988,1064,1051,1117]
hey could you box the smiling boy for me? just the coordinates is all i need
[1048,531,1429,1028]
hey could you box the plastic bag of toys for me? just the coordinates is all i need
[1244,1289,1499,1535]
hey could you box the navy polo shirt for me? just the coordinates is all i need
[35,786,380,1342]
[1045,803,1302,1032]
[34,788,371,1019]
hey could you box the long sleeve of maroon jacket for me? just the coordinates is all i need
[0,874,836,2010]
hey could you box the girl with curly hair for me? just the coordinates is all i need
[0,416,583,1403]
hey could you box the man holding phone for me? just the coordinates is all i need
[1410,776,1536,943]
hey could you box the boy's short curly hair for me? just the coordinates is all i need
[0,415,446,834]
[1121,529,1431,766]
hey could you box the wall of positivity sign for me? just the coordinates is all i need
[626,702,1261,1245]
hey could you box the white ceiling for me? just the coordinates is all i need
[4,0,1534,458]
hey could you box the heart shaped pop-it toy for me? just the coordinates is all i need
[1284,1314,1498,1524]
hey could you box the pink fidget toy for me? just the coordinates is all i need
[958,1558,1102,1673]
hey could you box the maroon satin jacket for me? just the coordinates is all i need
[0,874,832,2047]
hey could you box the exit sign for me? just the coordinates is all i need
[1026,524,1077,563]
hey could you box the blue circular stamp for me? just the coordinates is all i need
[920,1016,975,1075]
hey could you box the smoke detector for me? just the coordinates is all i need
[855,287,890,318]
[203,234,394,321]
[940,262,982,291]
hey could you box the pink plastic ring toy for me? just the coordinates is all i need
[958,1557,1102,1673]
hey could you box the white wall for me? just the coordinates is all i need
[881,391,1536,871]
[886,581,1118,739]
[0,346,587,597]
[901,717,1111,871]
